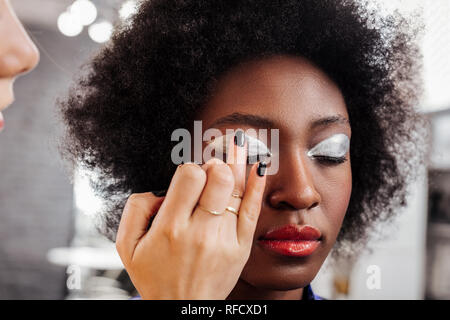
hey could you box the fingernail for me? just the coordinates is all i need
[234,130,245,147]
[152,189,167,197]
[257,162,267,177]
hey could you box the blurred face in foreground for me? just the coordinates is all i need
[0,0,39,132]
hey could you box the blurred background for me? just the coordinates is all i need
[0,0,449,299]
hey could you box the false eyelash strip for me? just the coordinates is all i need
[206,133,272,158]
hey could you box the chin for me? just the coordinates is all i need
[238,243,331,293]
[241,262,319,291]
[251,279,312,292]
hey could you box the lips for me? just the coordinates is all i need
[258,224,322,257]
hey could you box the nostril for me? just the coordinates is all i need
[21,47,40,74]
[271,200,297,211]
[0,50,36,77]
[309,202,319,210]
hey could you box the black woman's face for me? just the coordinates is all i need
[197,55,352,293]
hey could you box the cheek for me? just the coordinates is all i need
[317,163,352,234]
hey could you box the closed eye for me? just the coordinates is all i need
[307,133,350,165]
[313,155,348,165]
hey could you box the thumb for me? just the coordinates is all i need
[116,192,165,265]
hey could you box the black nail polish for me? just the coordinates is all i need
[257,162,267,177]
[152,189,167,197]
[234,130,245,147]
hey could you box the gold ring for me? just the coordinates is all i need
[197,204,223,216]
[231,190,243,199]
[225,206,239,216]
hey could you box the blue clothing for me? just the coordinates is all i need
[302,284,323,300]
[131,284,323,300]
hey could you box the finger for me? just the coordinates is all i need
[191,158,235,226]
[157,162,207,225]
[201,156,225,172]
[204,133,246,215]
[226,129,247,198]
[116,192,165,264]
[200,157,235,221]
[237,161,267,246]
[218,131,247,238]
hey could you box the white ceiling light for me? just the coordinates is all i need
[70,0,98,26]
[119,0,137,21]
[88,21,113,43]
[57,11,83,37]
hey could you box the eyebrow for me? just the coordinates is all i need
[309,115,350,129]
[208,112,350,130]
[208,113,276,129]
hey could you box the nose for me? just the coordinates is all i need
[268,151,321,211]
[0,3,40,78]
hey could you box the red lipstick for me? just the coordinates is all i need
[258,224,322,257]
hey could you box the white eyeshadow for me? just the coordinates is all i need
[207,133,271,158]
[307,133,350,158]
[247,135,272,157]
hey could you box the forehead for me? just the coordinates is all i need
[198,55,349,134]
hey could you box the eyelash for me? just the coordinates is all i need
[221,153,346,167]
[210,135,348,166]
[219,152,270,164]
[209,134,271,161]
[313,155,348,165]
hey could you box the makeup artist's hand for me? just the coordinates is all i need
[115,133,267,299]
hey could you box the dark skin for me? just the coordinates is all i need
[198,55,353,300]
[64,3,423,294]
[116,55,353,300]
